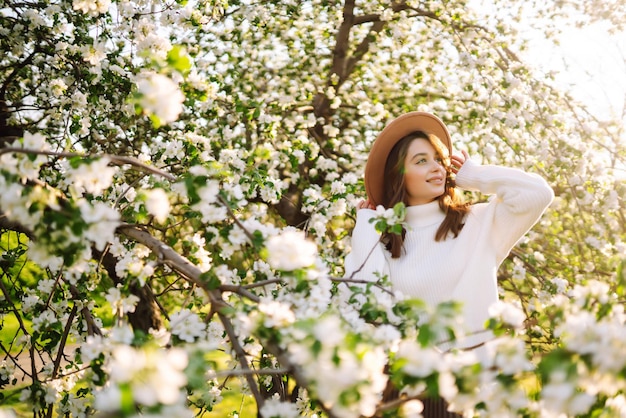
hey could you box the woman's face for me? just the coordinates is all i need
[403,138,447,206]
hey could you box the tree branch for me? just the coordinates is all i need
[219,284,261,303]
[213,367,292,378]
[0,147,176,181]
[332,0,355,82]
[116,223,265,407]
[0,213,34,239]
[341,20,385,86]
[217,311,265,408]
[263,341,338,418]
[51,304,77,381]
[0,271,38,384]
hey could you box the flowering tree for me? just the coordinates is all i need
[0,0,625,417]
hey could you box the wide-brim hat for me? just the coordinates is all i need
[364,111,452,207]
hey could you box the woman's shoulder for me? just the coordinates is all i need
[464,201,492,220]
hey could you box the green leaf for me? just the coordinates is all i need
[119,383,135,413]
[537,348,575,384]
[167,45,192,75]
[417,325,434,347]
[390,223,403,235]
[392,202,406,219]
[68,156,84,169]
[251,230,264,249]
[149,113,162,128]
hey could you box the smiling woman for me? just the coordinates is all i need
[398,133,448,206]
[345,111,554,417]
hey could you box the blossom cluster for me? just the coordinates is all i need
[1,0,625,417]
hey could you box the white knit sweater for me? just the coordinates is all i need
[345,159,554,349]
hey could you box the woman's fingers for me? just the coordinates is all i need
[356,199,376,210]
[449,151,469,173]
[449,157,462,173]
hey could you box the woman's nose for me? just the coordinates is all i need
[431,161,444,171]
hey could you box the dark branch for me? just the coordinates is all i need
[0,147,176,181]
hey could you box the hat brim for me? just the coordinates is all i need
[364,111,452,207]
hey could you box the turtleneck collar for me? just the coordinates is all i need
[405,200,445,227]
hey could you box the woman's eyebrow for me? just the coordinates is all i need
[409,152,429,161]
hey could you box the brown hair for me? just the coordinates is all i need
[382,131,470,258]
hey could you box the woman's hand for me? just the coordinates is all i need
[356,199,376,210]
[449,150,469,174]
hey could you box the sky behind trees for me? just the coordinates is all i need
[525,21,626,120]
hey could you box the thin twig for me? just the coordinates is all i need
[0,273,37,383]
[348,238,384,280]
[217,311,265,408]
[330,275,394,296]
[219,285,261,303]
[51,304,77,380]
[217,195,256,243]
[242,278,281,289]
[212,367,291,378]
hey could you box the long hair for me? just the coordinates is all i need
[382,131,470,258]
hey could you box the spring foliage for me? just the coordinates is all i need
[0,0,625,417]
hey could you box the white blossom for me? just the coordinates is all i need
[399,399,424,418]
[258,299,296,328]
[195,203,228,223]
[21,292,40,312]
[169,309,206,343]
[606,395,626,417]
[540,370,595,416]
[109,324,134,345]
[0,360,16,383]
[136,72,185,124]
[396,341,444,377]
[488,301,526,329]
[37,278,56,294]
[97,345,188,409]
[265,230,317,271]
[72,0,110,15]
[21,131,49,151]
[438,371,459,400]
[31,309,59,332]
[69,158,116,196]
[81,335,106,363]
[27,243,64,272]
[259,397,300,418]
[80,41,107,66]
[330,180,347,195]
[488,337,533,375]
[79,200,120,251]
[145,188,171,223]
[105,285,140,314]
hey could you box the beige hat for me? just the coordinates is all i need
[364,111,452,207]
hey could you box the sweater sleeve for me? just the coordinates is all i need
[454,159,554,263]
[344,209,389,281]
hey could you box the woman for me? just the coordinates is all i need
[344,112,554,416]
